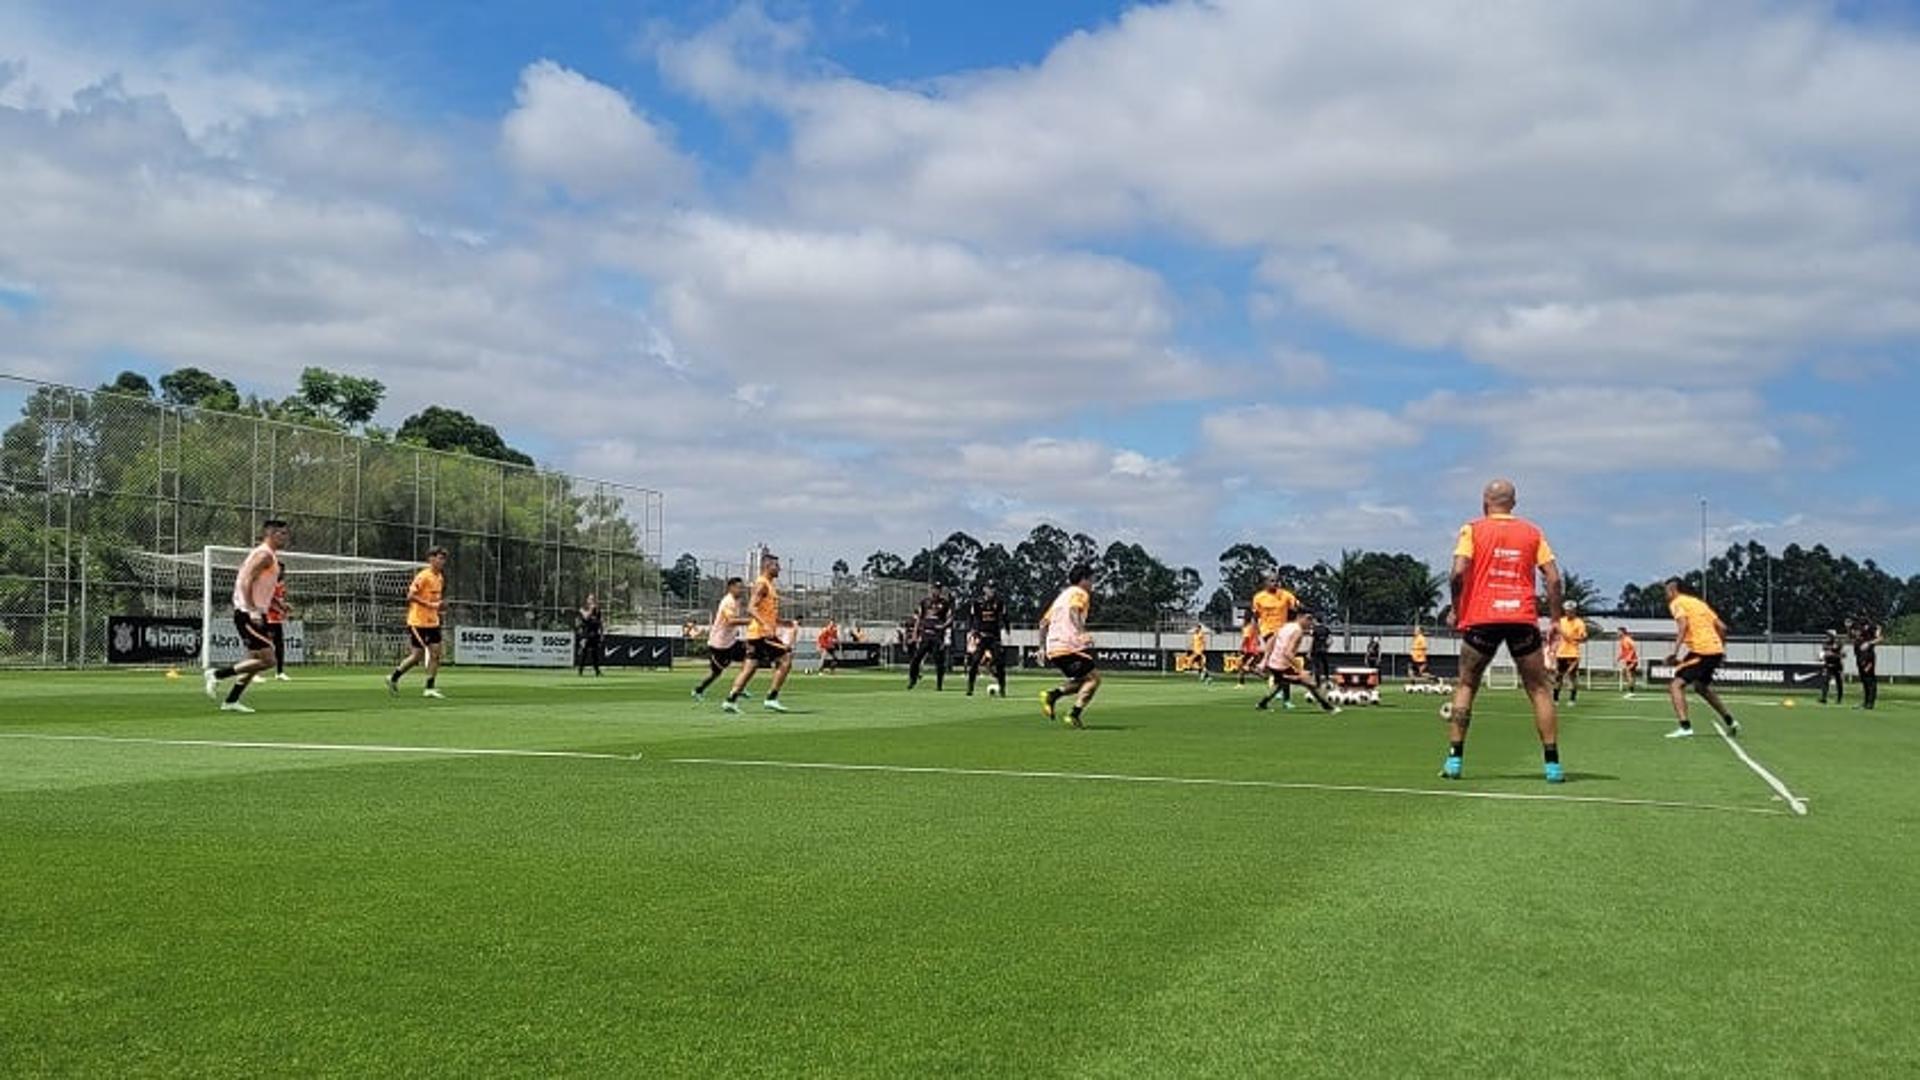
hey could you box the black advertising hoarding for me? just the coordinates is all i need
[106,616,201,664]
[596,635,676,668]
[827,642,884,668]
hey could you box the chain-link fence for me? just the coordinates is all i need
[0,375,664,667]
[655,553,927,645]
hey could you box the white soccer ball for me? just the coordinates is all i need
[987,684,1002,697]
[1440,702,1454,720]
[1367,690,1381,706]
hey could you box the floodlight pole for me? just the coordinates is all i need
[1698,497,1709,604]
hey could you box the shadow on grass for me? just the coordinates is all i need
[1480,770,1621,783]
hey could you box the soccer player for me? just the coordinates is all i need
[1617,628,1641,698]
[1552,601,1588,705]
[1854,617,1883,711]
[1250,576,1299,703]
[692,577,750,700]
[577,593,603,677]
[204,519,290,713]
[907,582,955,691]
[816,618,840,675]
[1237,619,1261,687]
[1818,630,1845,705]
[267,563,291,681]
[1409,627,1432,682]
[966,583,1008,696]
[1308,617,1332,686]
[1364,636,1382,670]
[1256,611,1341,714]
[724,553,792,713]
[1186,622,1213,684]
[1441,479,1565,783]
[388,547,449,699]
[1663,578,1739,737]
[1037,563,1099,729]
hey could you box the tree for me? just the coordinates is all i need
[1202,587,1237,626]
[663,553,702,601]
[862,550,907,579]
[288,366,386,429]
[99,371,153,398]
[158,367,240,411]
[1217,543,1279,613]
[396,406,534,466]
[830,559,851,579]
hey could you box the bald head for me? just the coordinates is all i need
[1483,479,1517,514]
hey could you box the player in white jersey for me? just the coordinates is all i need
[203,519,290,713]
[692,577,752,701]
[1256,611,1341,714]
[1036,563,1100,729]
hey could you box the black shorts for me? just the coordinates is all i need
[750,638,790,665]
[1461,623,1544,659]
[1676,653,1722,688]
[1555,656,1579,675]
[233,610,274,650]
[1051,652,1096,681]
[709,640,748,666]
[407,625,444,649]
[974,636,1003,656]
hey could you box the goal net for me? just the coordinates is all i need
[126,548,421,667]
[1486,659,1519,690]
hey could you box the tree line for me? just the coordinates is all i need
[1620,541,1920,640]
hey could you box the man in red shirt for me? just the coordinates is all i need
[1443,479,1566,783]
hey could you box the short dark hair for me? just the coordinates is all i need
[261,518,288,535]
[725,576,743,587]
[1068,562,1094,585]
[1664,577,1694,596]
[426,546,449,560]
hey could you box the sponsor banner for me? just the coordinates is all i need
[1020,647,1163,672]
[107,616,202,664]
[595,634,675,668]
[825,642,883,668]
[454,626,574,667]
[206,618,306,665]
[1646,661,1826,688]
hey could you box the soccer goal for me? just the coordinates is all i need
[127,548,422,667]
[1487,658,1520,690]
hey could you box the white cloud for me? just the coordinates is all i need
[1409,386,1786,474]
[501,60,694,201]
[1198,404,1422,488]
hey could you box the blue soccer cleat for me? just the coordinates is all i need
[1439,755,1463,780]
[1544,761,1565,784]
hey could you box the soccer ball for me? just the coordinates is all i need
[1440,702,1454,720]
[987,684,1002,697]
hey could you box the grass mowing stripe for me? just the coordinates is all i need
[668,756,1789,817]
[1709,721,1810,815]
[0,732,642,762]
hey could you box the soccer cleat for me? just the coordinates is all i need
[1039,690,1056,720]
[1440,755,1463,780]
[1282,700,1296,711]
[1664,727,1695,739]
[274,673,291,682]
[1255,700,1270,711]
[203,668,218,699]
[1328,705,1344,716]
[1064,711,1084,729]
[721,700,740,714]
[219,701,255,714]
[1544,761,1566,784]
[763,699,789,713]
[385,676,399,697]
[423,688,445,699]
[1724,719,1740,738]
[691,688,705,702]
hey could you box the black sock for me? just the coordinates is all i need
[213,666,235,679]
[768,690,779,701]
[389,669,403,683]
[1553,688,1561,702]
[1543,743,1560,764]
[727,691,741,703]
[1069,705,1083,719]
[1570,687,1578,702]
[1678,719,1692,730]
[1449,741,1465,758]
[225,683,246,704]
[425,676,436,689]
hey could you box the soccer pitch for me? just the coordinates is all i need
[3,668,1915,1076]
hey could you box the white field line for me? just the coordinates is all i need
[669,757,1788,818]
[1711,722,1810,816]
[0,732,640,762]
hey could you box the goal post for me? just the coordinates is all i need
[128,548,423,667]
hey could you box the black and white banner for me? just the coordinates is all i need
[825,642,884,668]
[208,619,306,665]
[107,616,202,664]
[1022,647,1163,672]
[593,634,675,668]
[1647,660,1826,688]
[454,626,574,667]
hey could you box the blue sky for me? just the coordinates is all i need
[2,1,1917,598]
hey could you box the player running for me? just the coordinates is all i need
[723,553,793,713]
[1617,628,1641,698]
[1037,563,1099,729]
[965,583,1008,697]
[204,519,290,713]
[693,578,751,700]
[1250,576,1299,704]
[1256,611,1341,714]
[387,547,449,699]
[1663,578,1739,738]
[1236,620,1261,687]
[266,563,291,681]
[1186,623,1213,684]
[1441,479,1566,783]
[907,583,955,691]
[1551,601,1588,705]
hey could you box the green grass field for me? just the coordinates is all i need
[3,665,1916,1076]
